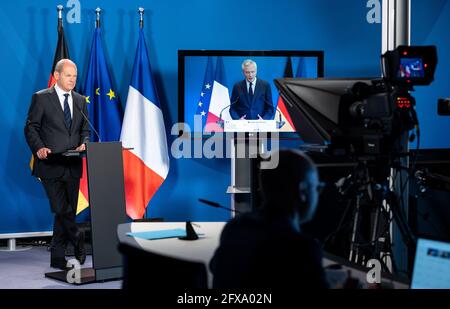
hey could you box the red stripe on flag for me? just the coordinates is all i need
[277,97,296,130]
[79,158,89,201]
[205,112,224,132]
[48,74,56,88]
[122,149,165,219]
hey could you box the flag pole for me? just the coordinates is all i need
[138,7,144,29]
[139,6,146,221]
[95,7,101,28]
[138,6,148,220]
[57,5,63,32]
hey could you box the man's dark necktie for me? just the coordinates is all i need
[63,93,72,129]
[249,82,253,98]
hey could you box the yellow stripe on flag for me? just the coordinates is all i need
[29,155,34,171]
[77,191,89,215]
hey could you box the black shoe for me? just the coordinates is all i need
[74,231,86,265]
[50,258,72,271]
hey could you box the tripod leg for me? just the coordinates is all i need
[370,188,393,270]
[388,191,416,247]
[385,190,417,275]
[349,198,361,263]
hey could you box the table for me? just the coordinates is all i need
[117,221,409,289]
[117,222,225,287]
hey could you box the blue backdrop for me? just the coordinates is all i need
[0,0,448,233]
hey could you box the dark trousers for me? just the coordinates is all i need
[41,168,80,260]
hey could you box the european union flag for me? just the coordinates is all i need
[195,56,215,129]
[82,27,123,142]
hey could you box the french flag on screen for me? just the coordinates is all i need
[205,56,231,132]
[120,28,169,219]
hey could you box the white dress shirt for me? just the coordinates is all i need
[54,83,73,119]
[246,77,257,94]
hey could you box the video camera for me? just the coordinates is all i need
[275,45,437,157]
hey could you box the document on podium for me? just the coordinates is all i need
[62,149,85,157]
[224,119,277,132]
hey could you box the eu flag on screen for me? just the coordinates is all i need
[82,27,123,142]
[195,56,215,128]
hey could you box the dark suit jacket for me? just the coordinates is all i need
[24,87,90,179]
[210,211,329,288]
[229,79,274,120]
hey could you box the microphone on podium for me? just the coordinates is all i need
[276,107,285,129]
[263,99,285,129]
[75,101,102,142]
[217,96,240,127]
[264,100,286,129]
[198,198,243,214]
[178,221,199,241]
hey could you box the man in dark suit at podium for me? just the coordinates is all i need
[24,59,89,270]
[210,149,328,288]
[229,59,274,120]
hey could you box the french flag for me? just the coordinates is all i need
[120,28,169,219]
[205,57,231,132]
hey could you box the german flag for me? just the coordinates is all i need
[47,11,69,87]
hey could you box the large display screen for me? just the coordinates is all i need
[178,50,324,133]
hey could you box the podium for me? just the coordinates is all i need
[221,120,277,214]
[45,142,127,284]
[223,119,277,132]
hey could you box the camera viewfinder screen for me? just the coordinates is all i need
[398,57,425,79]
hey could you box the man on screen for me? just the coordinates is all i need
[24,59,89,270]
[229,59,274,120]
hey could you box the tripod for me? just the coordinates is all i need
[338,159,416,273]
